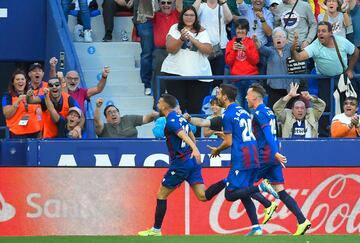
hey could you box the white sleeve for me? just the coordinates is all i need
[167,24,181,39]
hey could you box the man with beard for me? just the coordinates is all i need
[43,87,83,138]
[94,98,159,138]
[62,66,109,113]
[138,93,226,236]
[26,78,82,138]
[207,84,279,236]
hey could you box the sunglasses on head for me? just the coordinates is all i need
[48,82,60,88]
[161,1,172,5]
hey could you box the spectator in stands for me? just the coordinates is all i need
[225,19,259,108]
[349,0,360,94]
[331,96,360,137]
[102,0,133,41]
[269,0,281,16]
[193,0,233,88]
[43,88,83,138]
[318,0,351,38]
[254,27,300,109]
[94,98,159,138]
[291,21,359,136]
[26,78,82,138]
[28,62,48,96]
[62,66,109,113]
[226,0,241,39]
[151,0,183,109]
[203,96,222,138]
[2,70,41,138]
[273,82,326,138]
[161,6,213,118]
[152,99,196,138]
[275,0,317,48]
[61,0,93,42]
[236,0,274,46]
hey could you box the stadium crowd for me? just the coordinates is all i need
[2,0,360,139]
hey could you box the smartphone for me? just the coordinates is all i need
[236,37,242,43]
[59,52,65,70]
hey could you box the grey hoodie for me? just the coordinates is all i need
[274,0,317,44]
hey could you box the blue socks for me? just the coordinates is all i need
[251,192,272,208]
[154,199,167,229]
[278,190,306,224]
[205,179,226,200]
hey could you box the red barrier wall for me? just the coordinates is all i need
[0,168,358,236]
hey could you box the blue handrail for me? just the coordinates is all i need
[156,73,360,123]
[46,0,96,138]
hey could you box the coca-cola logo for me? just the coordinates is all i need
[209,174,360,234]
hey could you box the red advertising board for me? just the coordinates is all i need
[0,168,358,236]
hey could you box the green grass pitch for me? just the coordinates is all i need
[0,235,358,243]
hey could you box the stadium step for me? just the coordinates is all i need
[74,42,155,138]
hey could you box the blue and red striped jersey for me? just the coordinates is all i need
[164,111,192,163]
[222,103,259,170]
[252,104,280,165]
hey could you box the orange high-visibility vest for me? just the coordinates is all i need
[5,96,41,135]
[42,92,71,138]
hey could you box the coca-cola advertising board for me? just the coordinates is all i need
[0,168,358,236]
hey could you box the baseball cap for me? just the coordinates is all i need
[28,62,44,72]
[269,0,282,6]
[68,107,82,117]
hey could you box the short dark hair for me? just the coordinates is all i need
[104,105,119,117]
[234,18,250,33]
[344,96,358,107]
[249,83,267,99]
[318,21,332,33]
[160,93,177,109]
[220,84,238,102]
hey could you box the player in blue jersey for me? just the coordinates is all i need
[246,83,311,235]
[138,94,225,236]
[207,84,279,236]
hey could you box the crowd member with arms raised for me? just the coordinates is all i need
[2,70,41,138]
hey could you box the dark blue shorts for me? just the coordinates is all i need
[226,167,258,191]
[162,157,204,189]
[255,163,284,184]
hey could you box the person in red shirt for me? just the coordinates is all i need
[151,0,183,109]
[225,18,259,109]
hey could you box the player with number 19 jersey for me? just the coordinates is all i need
[223,103,259,170]
[163,110,203,188]
[165,111,192,162]
[252,104,280,165]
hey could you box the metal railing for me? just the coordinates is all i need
[156,73,360,122]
